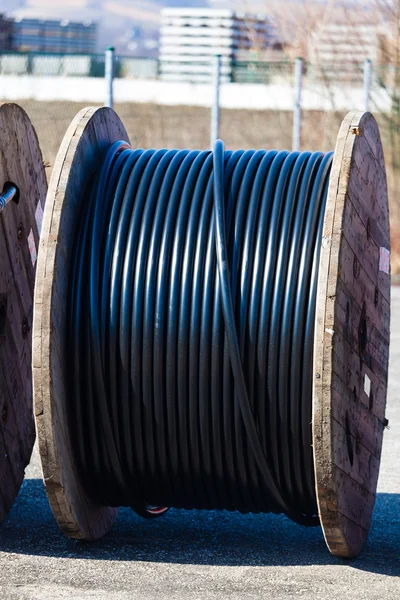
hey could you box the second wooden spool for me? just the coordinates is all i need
[0,103,47,524]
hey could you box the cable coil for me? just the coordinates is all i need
[67,141,333,526]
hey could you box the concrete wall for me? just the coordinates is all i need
[0,74,391,111]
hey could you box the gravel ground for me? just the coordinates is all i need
[0,290,398,600]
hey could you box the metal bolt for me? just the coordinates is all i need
[22,318,29,339]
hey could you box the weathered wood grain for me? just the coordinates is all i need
[33,107,129,540]
[313,111,390,557]
[0,103,47,523]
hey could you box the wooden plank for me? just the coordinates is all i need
[335,274,389,351]
[328,466,376,532]
[333,326,387,396]
[331,417,380,492]
[349,136,389,248]
[331,387,384,460]
[0,103,47,523]
[337,235,390,341]
[320,510,368,558]
[332,329,388,424]
[341,194,389,303]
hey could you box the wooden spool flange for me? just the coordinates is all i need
[34,108,390,555]
[313,111,390,557]
[0,103,47,522]
[33,107,128,540]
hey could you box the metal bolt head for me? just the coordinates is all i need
[22,318,29,339]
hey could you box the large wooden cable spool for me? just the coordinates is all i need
[33,107,390,556]
[313,111,390,557]
[0,103,47,522]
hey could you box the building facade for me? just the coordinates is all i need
[0,15,13,51]
[308,21,386,82]
[159,8,278,83]
[11,18,97,54]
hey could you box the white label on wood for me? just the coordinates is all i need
[364,373,371,398]
[35,199,44,236]
[28,228,37,266]
[379,247,390,274]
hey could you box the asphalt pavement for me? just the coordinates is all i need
[0,289,399,599]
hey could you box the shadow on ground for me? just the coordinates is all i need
[0,479,398,575]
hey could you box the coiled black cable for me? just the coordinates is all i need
[67,140,333,526]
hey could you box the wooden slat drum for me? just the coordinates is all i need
[33,107,390,556]
[0,103,47,523]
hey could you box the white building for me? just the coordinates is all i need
[159,8,278,83]
[308,21,386,82]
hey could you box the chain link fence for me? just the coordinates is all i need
[0,51,394,152]
[2,50,400,266]
[0,51,159,79]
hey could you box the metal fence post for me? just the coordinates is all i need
[210,54,221,149]
[363,58,372,112]
[105,46,115,109]
[292,57,303,152]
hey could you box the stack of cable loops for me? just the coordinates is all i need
[67,139,333,526]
